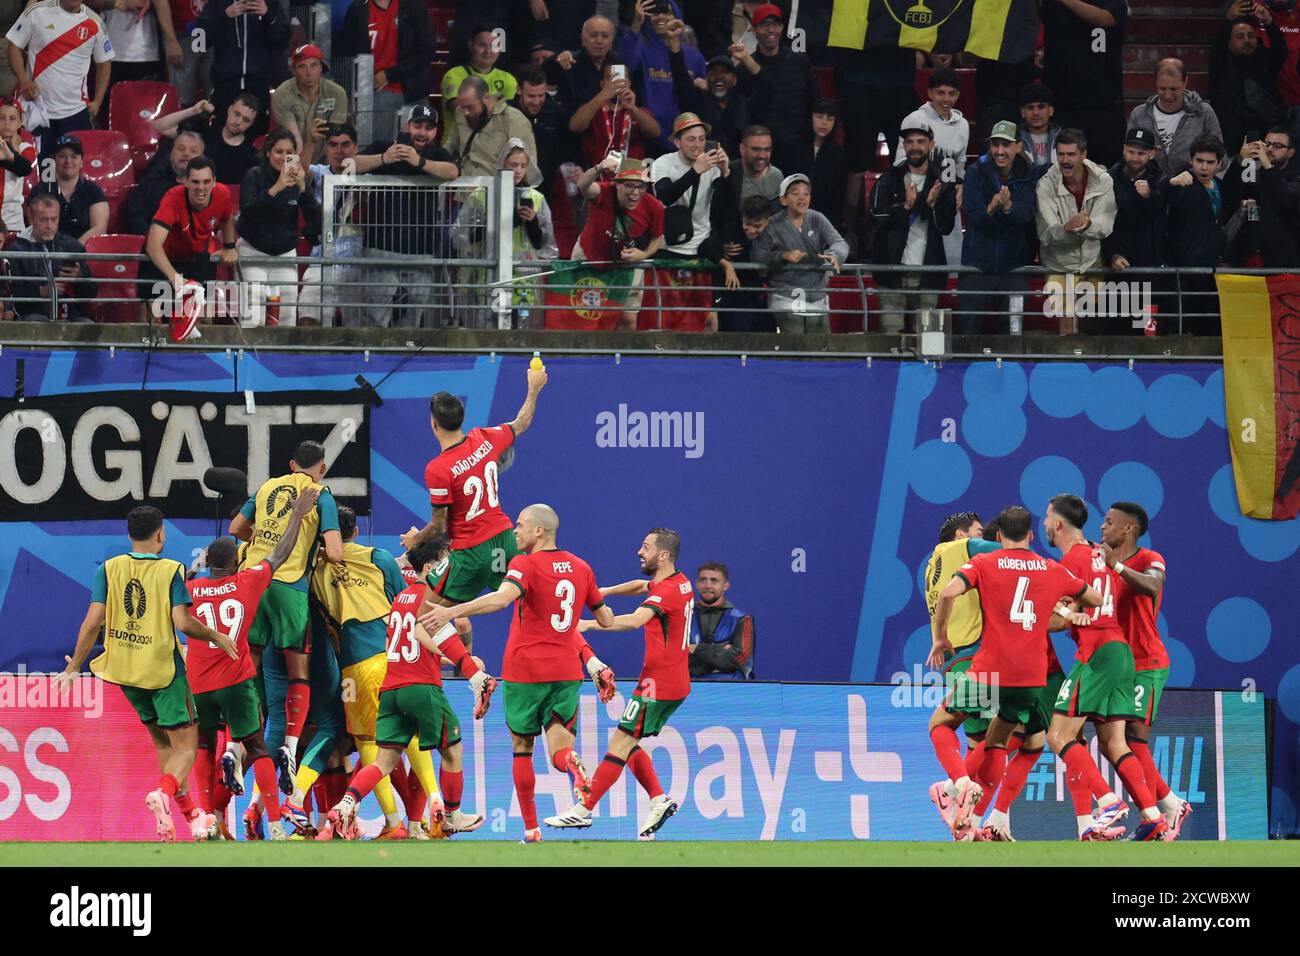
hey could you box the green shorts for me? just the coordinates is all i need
[943,648,988,738]
[618,694,685,739]
[248,581,310,652]
[503,680,580,738]
[946,672,1042,726]
[436,529,521,603]
[1134,667,1170,725]
[194,677,264,739]
[119,650,196,729]
[1024,670,1066,737]
[375,683,461,751]
[1054,641,1139,721]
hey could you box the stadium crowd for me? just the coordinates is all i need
[2,0,1300,334]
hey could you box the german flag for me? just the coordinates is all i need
[821,0,1039,62]
[1216,274,1300,520]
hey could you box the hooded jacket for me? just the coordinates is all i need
[961,151,1039,274]
[1034,158,1118,273]
[1104,158,1167,269]
[1018,122,1061,168]
[337,0,436,104]
[620,7,708,155]
[198,0,291,89]
[1128,90,1224,177]
[444,96,539,180]
[452,138,556,263]
[894,102,970,184]
[869,159,957,289]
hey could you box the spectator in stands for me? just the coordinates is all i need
[1018,83,1060,168]
[236,129,321,327]
[1162,135,1228,333]
[155,95,259,185]
[199,0,289,141]
[776,99,844,232]
[299,123,361,326]
[440,24,519,138]
[338,0,436,122]
[1041,0,1127,166]
[6,0,114,157]
[1104,126,1166,285]
[124,128,203,235]
[0,0,22,100]
[165,0,208,106]
[688,561,754,680]
[975,50,1041,143]
[549,15,628,122]
[1212,2,1288,159]
[445,75,539,179]
[1128,59,1223,177]
[99,0,183,98]
[654,111,726,254]
[0,98,35,233]
[573,155,664,328]
[698,192,774,331]
[869,118,956,333]
[573,69,660,169]
[1035,128,1117,334]
[667,30,768,160]
[5,191,95,320]
[753,173,848,333]
[895,70,969,265]
[958,121,1039,335]
[748,3,813,172]
[527,0,596,57]
[621,2,706,155]
[272,44,349,166]
[515,68,578,187]
[1264,0,1300,135]
[33,135,107,246]
[1222,126,1300,266]
[709,124,780,236]
[711,0,771,57]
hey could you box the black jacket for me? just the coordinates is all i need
[338,0,436,103]
[5,232,95,320]
[669,46,772,160]
[1220,157,1300,267]
[707,165,779,237]
[1161,176,1227,267]
[358,134,456,255]
[1210,18,1287,155]
[515,94,579,184]
[198,0,291,88]
[868,161,956,289]
[124,153,184,236]
[783,136,847,232]
[1104,159,1166,268]
[236,162,322,256]
[749,46,816,150]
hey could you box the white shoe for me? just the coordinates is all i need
[268,820,287,841]
[543,804,593,829]
[638,795,677,838]
[190,811,216,841]
[445,809,485,833]
[637,831,656,842]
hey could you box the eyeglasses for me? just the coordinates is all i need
[616,181,648,190]
[1265,141,1293,150]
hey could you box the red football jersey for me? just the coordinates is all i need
[637,571,694,701]
[382,583,443,691]
[424,424,516,550]
[185,561,273,695]
[1114,547,1169,671]
[1058,542,1124,662]
[956,549,1086,687]
[153,183,234,260]
[501,550,604,683]
[399,565,421,587]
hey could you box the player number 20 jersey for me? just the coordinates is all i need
[424,424,516,549]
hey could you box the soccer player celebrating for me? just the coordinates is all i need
[317,536,495,840]
[927,506,1103,840]
[546,528,694,840]
[400,365,547,653]
[1099,500,1191,838]
[56,506,239,842]
[1043,494,1168,841]
[421,504,617,844]
[188,487,319,841]
[230,440,344,791]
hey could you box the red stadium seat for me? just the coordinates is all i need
[84,233,144,323]
[76,130,135,199]
[225,182,240,212]
[427,7,455,54]
[108,80,180,172]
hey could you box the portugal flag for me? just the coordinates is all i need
[542,262,638,330]
[1216,274,1300,520]
[820,0,1039,62]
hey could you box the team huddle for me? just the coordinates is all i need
[57,364,695,844]
[924,498,1189,842]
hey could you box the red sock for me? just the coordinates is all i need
[1113,751,1156,810]
[1061,741,1102,814]
[326,768,349,808]
[407,774,426,818]
[193,752,216,812]
[995,747,1042,813]
[389,760,409,808]
[930,726,968,781]
[975,744,1007,793]
[286,679,311,741]
[252,755,283,822]
[513,753,538,831]
[175,790,196,818]
[439,634,480,677]
[1129,738,1170,801]
[303,785,316,815]
[583,754,627,810]
[1007,736,1023,756]
[347,763,385,803]
[213,780,233,815]
[159,773,180,799]
[626,747,664,799]
[441,769,464,812]
[963,740,985,779]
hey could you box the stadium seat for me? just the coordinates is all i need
[108,80,180,173]
[225,182,240,212]
[84,234,145,323]
[76,130,135,199]
[427,7,455,55]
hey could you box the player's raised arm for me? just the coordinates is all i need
[579,605,656,633]
[508,366,548,438]
[171,604,239,661]
[265,486,318,573]
[598,579,650,598]
[55,603,108,689]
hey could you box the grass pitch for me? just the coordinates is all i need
[1,840,1294,867]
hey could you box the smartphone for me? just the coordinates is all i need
[1246,130,1261,144]
[610,64,627,82]
[285,154,300,172]
[705,140,719,154]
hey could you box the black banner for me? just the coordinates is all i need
[0,389,371,521]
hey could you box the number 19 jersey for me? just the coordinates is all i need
[501,550,604,683]
[424,424,516,549]
[186,561,273,694]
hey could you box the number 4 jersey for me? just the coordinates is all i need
[424,424,516,550]
[185,561,274,694]
[501,550,605,683]
[637,571,695,701]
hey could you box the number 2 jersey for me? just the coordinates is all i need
[424,424,516,549]
[637,571,695,701]
[501,550,604,683]
[955,549,1085,687]
[185,561,274,694]
[1113,547,1169,671]
[1058,541,1124,663]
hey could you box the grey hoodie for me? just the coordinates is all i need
[1128,90,1224,176]
[751,207,849,298]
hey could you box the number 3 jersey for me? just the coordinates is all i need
[637,571,695,701]
[501,550,604,683]
[1058,542,1125,663]
[955,549,1085,687]
[185,561,274,694]
[424,424,516,549]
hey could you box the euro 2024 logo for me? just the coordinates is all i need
[123,578,147,631]
[264,484,297,519]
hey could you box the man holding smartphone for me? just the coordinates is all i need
[197,0,290,142]
[273,44,350,164]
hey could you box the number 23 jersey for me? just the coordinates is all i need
[501,550,605,683]
[637,571,695,701]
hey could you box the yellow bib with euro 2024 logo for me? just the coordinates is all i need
[310,542,391,627]
[242,472,324,584]
[89,554,185,689]
[925,538,983,651]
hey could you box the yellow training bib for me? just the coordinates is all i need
[311,542,391,627]
[925,539,983,651]
[242,472,324,584]
[89,554,185,689]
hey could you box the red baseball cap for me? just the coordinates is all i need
[751,3,783,24]
[292,44,328,69]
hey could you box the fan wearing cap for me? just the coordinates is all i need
[893,69,970,265]
[868,116,956,333]
[652,111,728,255]
[664,22,771,161]
[5,190,96,321]
[748,3,815,173]
[751,172,848,334]
[31,133,108,246]
[1103,126,1167,287]
[272,45,350,165]
[620,1,707,155]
